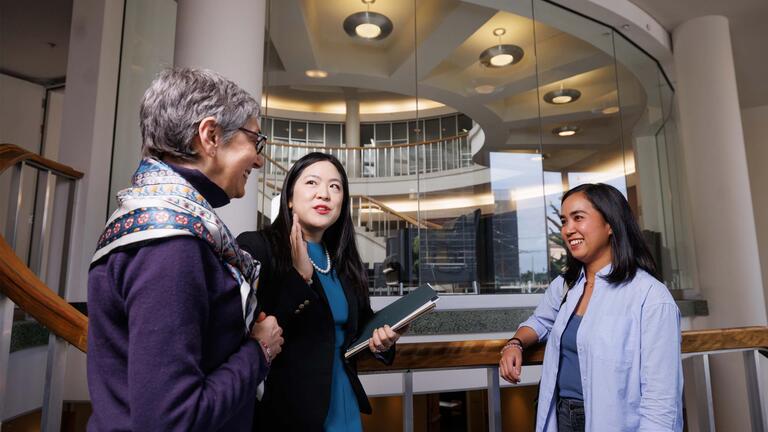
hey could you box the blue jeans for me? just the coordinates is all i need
[557,397,585,432]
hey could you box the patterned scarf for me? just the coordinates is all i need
[92,158,259,331]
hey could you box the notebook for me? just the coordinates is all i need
[345,284,439,359]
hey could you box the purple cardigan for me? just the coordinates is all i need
[87,164,268,431]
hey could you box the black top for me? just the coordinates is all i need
[236,230,394,431]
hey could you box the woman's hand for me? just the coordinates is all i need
[499,342,523,384]
[290,214,313,283]
[368,324,400,353]
[250,312,284,363]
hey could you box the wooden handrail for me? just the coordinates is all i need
[0,236,88,352]
[0,143,84,179]
[358,195,442,230]
[266,133,469,151]
[357,326,768,372]
[0,144,88,352]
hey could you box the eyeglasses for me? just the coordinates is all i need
[238,127,268,154]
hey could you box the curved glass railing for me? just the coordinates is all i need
[264,134,472,178]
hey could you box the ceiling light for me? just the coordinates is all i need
[601,106,620,114]
[474,84,496,94]
[479,28,524,68]
[305,69,328,78]
[552,125,580,137]
[343,0,393,41]
[544,87,581,104]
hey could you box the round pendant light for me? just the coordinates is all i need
[343,0,393,40]
[552,125,580,137]
[479,28,524,68]
[544,88,581,104]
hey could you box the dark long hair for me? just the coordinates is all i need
[264,152,368,297]
[561,183,660,287]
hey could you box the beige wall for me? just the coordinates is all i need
[743,104,768,318]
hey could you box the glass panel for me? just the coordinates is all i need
[392,122,408,142]
[326,123,341,145]
[375,123,391,145]
[308,122,324,144]
[458,114,473,133]
[109,0,177,214]
[532,0,624,285]
[273,119,289,142]
[255,0,685,297]
[360,124,374,147]
[441,115,457,138]
[290,120,307,143]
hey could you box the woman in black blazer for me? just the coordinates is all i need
[237,152,402,431]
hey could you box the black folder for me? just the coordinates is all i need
[345,284,440,359]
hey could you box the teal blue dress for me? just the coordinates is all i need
[307,241,363,432]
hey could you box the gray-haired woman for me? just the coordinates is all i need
[87,67,283,431]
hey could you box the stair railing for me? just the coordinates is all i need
[0,143,87,430]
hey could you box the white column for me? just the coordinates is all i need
[345,97,361,148]
[174,0,267,235]
[673,15,767,432]
[58,0,125,301]
[345,94,361,176]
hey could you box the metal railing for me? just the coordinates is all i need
[357,326,768,432]
[0,143,86,430]
[263,134,471,178]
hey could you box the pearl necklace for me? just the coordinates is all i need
[309,245,331,274]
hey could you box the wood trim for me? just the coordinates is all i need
[680,326,768,353]
[266,133,468,151]
[0,144,84,179]
[0,236,88,352]
[357,326,768,372]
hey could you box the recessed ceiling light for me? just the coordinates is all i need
[552,125,580,137]
[305,69,328,78]
[601,106,620,114]
[544,88,581,104]
[343,0,393,40]
[479,28,524,68]
[474,84,496,94]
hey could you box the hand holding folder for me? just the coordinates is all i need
[345,284,440,359]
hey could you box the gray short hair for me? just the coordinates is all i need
[140,67,260,161]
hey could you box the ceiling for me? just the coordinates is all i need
[0,0,72,84]
[2,0,765,167]
[628,0,768,108]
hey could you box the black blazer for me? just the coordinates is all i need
[237,231,394,431]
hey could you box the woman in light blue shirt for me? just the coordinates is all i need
[500,183,683,431]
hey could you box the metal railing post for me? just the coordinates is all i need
[0,294,14,430]
[5,163,25,249]
[743,350,768,432]
[41,334,67,431]
[487,366,502,431]
[403,370,414,432]
[29,170,54,277]
[0,162,25,428]
[685,354,715,432]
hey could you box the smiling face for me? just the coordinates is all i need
[289,160,344,239]
[209,116,264,198]
[560,192,613,268]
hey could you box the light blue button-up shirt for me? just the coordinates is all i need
[519,265,683,431]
